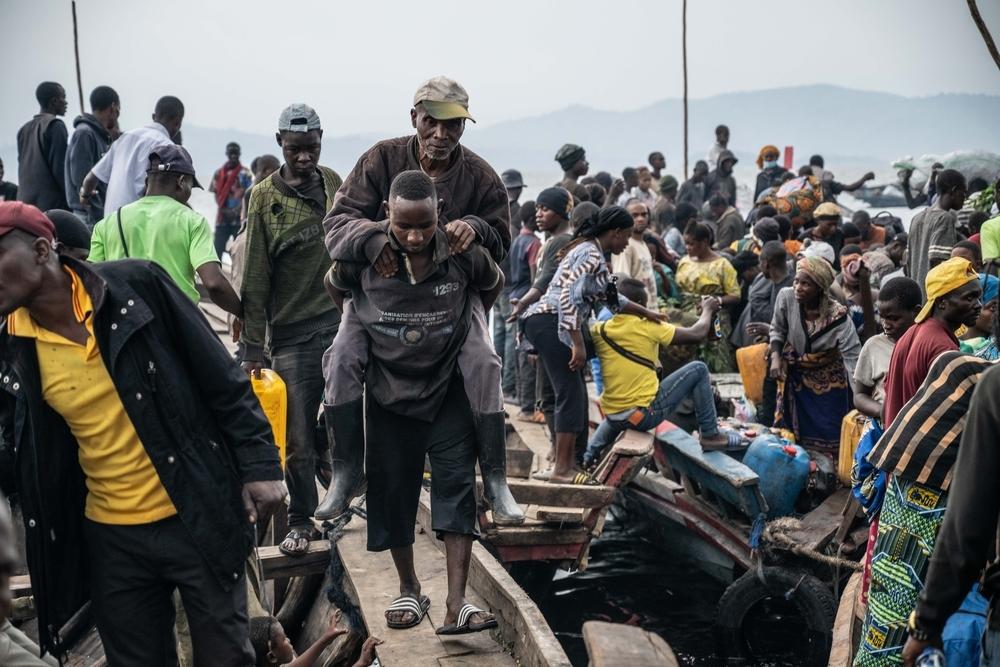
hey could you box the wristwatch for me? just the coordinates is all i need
[908,611,931,642]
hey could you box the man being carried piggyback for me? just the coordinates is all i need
[325,170,501,635]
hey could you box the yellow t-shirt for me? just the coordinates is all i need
[8,268,176,525]
[591,314,676,414]
[674,255,740,298]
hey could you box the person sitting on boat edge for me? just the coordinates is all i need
[318,76,523,529]
[521,207,671,485]
[325,170,502,635]
[583,278,738,467]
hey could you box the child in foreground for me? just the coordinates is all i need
[250,609,382,666]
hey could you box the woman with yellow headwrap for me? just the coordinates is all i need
[754,144,791,201]
[767,255,862,451]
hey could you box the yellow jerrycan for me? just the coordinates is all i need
[250,369,287,468]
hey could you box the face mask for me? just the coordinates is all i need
[763,160,778,169]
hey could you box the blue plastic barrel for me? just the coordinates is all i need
[742,434,810,518]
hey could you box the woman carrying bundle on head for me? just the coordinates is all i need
[521,206,668,484]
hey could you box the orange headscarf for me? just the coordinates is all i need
[757,144,780,170]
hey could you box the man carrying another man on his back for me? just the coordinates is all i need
[66,85,120,226]
[80,96,184,216]
[319,76,523,528]
[0,202,286,664]
[583,278,736,467]
[89,145,241,317]
[240,103,343,556]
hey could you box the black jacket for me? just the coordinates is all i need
[0,257,283,656]
[65,114,111,220]
[754,165,791,201]
[16,113,69,211]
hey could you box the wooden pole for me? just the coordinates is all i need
[682,0,689,179]
[967,0,1000,71]
[72,1,85,114]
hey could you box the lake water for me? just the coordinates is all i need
[536,509,728,666]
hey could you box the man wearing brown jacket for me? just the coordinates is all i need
[318,76,523,527]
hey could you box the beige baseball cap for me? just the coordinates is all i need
[413,76,476,123]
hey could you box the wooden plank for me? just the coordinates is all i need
[439,657,513,666]
[275,572,324,637]
[495,543,586,563]
[417,492,573,667]
[484,524,590,547]
[294,571,362,665]
[583,620,678,667]
[656,425,760,488]
[606,431,653,457]
[10,573,31,598]
[783,488,851,552]
[507,418,553,461]
[505,426,535,479]
[258,541,331,580]
[482,478,615,508]
[334,511,516,666]
[530,506,585,524]
[63,626,106,667]
[828,572,862,667]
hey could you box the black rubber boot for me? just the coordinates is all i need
[474,411,525,526]
[314,400,366,521]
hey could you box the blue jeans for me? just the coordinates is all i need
[492,295,517,395]
[585,361,718,464]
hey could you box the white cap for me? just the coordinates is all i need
[800,241,835,265]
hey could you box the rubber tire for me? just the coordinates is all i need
[716,566,837,667]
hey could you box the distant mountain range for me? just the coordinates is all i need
[4,85,998,192]
[463,84,1000,174]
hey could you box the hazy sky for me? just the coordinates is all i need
[2,0,999,144]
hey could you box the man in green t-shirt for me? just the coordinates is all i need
[89,145,240,315]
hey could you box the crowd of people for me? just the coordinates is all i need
[2,74,1000,667]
